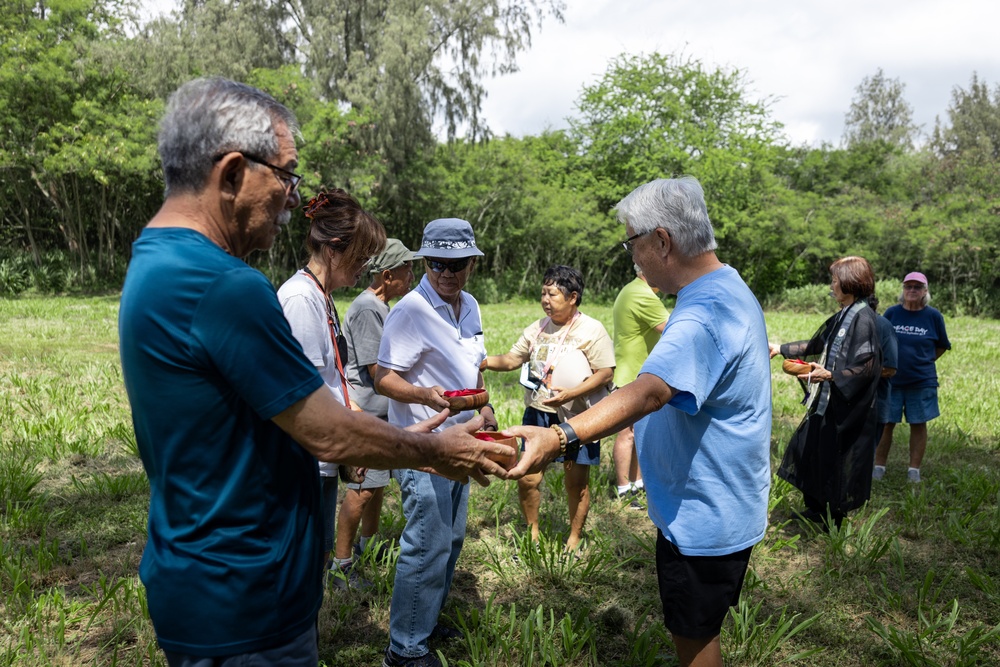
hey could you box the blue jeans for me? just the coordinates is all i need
[389,469,469,657]
[163,624,317,666]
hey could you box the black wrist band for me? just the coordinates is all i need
[555,422,581,459]
[480,403,494,412]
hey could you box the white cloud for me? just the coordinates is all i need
[480,0,1000,146]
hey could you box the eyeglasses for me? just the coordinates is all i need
[903,284,926,291]
[426,258,472,274]
[242,153,303,195]
[621,229,653,254]
[215,152,303,195]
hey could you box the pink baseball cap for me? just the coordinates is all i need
[903,271,927,284]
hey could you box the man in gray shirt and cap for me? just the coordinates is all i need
[332,239,418,589]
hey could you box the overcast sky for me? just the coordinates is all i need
[142,0,1000,147]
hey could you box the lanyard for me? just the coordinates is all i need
[301,267,352,404]
[806,299,866,416]
[534,312,580,379]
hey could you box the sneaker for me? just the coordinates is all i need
[429,623,462,641]
[330,562,373,591]
[355,540,392,562]
[872,465,886,481]
[907,468,921,484]
[382,647,442,667]
[617,488,644,510]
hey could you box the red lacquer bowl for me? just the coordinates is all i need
[474,431,518,470]
[443,388,490,411]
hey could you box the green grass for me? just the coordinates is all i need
[1,295,998,666]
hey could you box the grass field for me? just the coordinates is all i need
[1,295,999,666]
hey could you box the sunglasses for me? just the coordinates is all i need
[426,258,472,274]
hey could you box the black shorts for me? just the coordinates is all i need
[655,531,752,639]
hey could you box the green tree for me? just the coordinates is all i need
[291,0,564,230]
[425,132,614,301]
[117,0,564,234]
[570,52,784,292]
[932,73,1000,162]
[0,0,162,288]
[843,68,918,149]
[108,0,295,99]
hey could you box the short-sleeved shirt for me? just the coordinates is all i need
[875,313,898,420]
[378,275,486,429]
[344,289,391,417]
[278,270,347,476]
[508,312,615,413]
[119,228,324,656]
[613,277,669,387]
[883,305,951,388]
[634,265,772,557]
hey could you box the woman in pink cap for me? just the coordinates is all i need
[873,271,951,483]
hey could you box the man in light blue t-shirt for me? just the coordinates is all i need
[509,177,771,667]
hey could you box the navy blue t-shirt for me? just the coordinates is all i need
[884,304,951,389]
[119,228,325,656]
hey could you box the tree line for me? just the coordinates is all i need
[2,0,999,315]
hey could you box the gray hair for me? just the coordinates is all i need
[898,286,931,307]
[633,263,643,276]
[158,77,298,195]
[614,177,718,258]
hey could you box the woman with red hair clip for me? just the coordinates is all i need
[277,189,386,585]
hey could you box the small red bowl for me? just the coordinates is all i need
[474,431,518,470]
[782,359,811,376]
[444,388,489,411]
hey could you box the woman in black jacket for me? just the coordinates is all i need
[769,256,883,529]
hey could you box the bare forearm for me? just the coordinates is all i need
[374,364,431,404]
[272,388,435,468]
[566,374,672,443]
[484,352,522,372]
[564,367,613,401]
[504,373,674,479]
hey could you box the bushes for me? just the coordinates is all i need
[765,280,903,314]
[0,249,128,297]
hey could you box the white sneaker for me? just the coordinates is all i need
[872,465,886,480]
[907,468,921,483]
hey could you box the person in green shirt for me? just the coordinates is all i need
[611,265,669,505]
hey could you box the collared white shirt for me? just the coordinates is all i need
[378,274,486,429]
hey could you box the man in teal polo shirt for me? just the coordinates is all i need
[119,77,508,665]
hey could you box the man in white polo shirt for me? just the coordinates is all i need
[375,218,497,667]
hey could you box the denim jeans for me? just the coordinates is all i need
[389,469,469,657]
[163,624,317,666]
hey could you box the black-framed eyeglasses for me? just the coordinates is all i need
[426,257,472,274]
[214,152,303,195]
[621,230,652,254]
[242,153,303,195]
